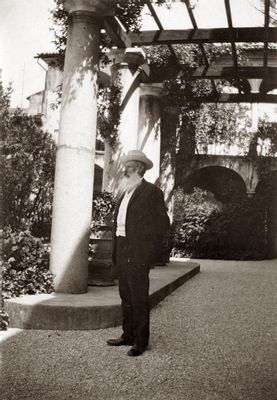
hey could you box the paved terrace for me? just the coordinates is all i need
[1,259,277,400]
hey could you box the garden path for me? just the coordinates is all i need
[1,259,277,400]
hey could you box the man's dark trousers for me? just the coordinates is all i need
[116,236,150,351]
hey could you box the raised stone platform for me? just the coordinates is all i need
[5,260,200,330]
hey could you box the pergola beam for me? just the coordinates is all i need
[129,27,277,45]
[146,0,181,66]
[103,6,277,99]
[184,0,209,66]
[191,65,277,81]
[184,0,218,94]
[146,0,163,30]
[174,93,277,103]
[224,0,238,68]
[223,0,243,94]
[264,0,270,68]
[104,16,132,48]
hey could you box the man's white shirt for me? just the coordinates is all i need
[116,180,142,237]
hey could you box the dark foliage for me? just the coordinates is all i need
[0,86,56,238]
[97,85,121,147]
[1,228,53,300]
[0,83,55,328]
[172,187,271,260]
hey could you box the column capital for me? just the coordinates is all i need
[108,48,146,69]
[61,0,113,16]
[247,78,263,93]
[140,83,165,97]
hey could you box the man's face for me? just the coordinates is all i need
[124,161,139,178]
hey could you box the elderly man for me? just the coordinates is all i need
[107,150,170,357]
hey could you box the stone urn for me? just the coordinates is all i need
[88,223,116,286]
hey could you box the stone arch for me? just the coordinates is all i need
[183,165,247,203]
[189,155,259,195]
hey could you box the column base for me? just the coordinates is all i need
[5,260,200,330]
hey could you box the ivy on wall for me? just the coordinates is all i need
[97,84,121,147]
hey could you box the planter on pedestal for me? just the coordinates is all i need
[88,223,116,286]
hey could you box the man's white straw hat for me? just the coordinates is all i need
[120,150,153,170]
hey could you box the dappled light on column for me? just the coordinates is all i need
[138,83,164,184]
[50,0,112,293]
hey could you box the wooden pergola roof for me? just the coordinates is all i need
[104,0,277,103]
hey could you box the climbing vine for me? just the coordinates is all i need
[97,84,121,147]
[49,2,277,168]
[49,0,167,65]
[244,118,277,189]
[49,2,260,152]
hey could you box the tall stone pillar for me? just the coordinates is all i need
[138,84,163,184]
[50,0,111,293]
[251,102,259,133]
[160,108,179,222]
[102,48,147,193]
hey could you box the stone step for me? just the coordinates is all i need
[4,260,200,330]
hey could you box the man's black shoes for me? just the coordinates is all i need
[127,346,146,357]
[107,338,147,356]
[107,337,134,346]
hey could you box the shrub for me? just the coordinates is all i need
[195,197,267,260]
[173,188,220,256]
[1,227,54,300]
[0,85,56,237]
[0,83,55,329]
[172,187,267,260]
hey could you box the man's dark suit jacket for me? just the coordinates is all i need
[112,179,170,266]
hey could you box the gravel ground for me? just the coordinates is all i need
[1,259,277,400]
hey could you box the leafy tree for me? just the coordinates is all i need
[193,102,252,155]
[0,84,56,237]
[0,82,56,328]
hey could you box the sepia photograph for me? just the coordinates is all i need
[1,1,277,399]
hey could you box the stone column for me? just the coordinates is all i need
[50,0,111,293]
[248,78,261,152]
[160,108,179,223]
[137,84,163,184]
[251,102,259,133]
[102,48,147,194]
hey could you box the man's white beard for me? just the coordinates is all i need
[118,173,142,195]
